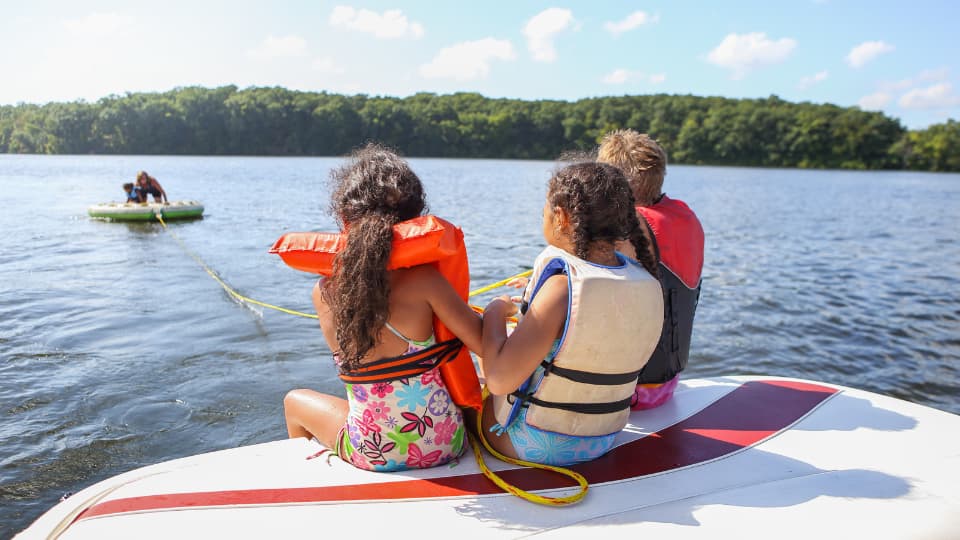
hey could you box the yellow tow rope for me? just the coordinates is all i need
[157,215,585,504]
[157,212,531,318]
[468,388,589,505]
[468,270,532,297]
[156,214,319,318]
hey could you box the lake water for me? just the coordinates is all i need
[2,155,959,536]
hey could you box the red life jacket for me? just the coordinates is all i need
[636,195,704,384]
[269,215,483,412]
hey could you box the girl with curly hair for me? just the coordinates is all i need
[284,143,482,472]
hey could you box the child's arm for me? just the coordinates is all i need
[481,274,567,395]
[421,267,483,355]
[155,181,168,203]
[311,280,339,353]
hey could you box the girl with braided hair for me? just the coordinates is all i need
[478,162,663,466]
[283,142,482,472]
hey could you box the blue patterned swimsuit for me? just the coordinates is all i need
[490,341,617,467]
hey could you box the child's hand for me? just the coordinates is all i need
[506,277,529,289]
[485,294,519,318]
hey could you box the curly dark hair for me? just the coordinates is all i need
[547,162,659,277]
[324,142,427,369]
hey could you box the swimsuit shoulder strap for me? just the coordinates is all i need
[384,321,434,348]
[384,321,416,346]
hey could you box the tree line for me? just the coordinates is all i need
[1,85,958,171]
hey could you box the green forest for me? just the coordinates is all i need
[1,85,958,171]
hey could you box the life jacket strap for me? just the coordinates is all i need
[338,338,463,384]
[519,394,633,415]
[539,362,644,386]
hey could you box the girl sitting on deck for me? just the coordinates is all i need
[479,162,663,467]
[283,143,482,472]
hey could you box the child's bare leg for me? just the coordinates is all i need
[283,389,349,448]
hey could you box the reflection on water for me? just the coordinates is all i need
[0,155,958,536]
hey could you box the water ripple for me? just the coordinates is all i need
[2,157,959,537]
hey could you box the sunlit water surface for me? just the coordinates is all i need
[1,155,958,536]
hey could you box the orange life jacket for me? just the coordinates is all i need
[269,215,483,412]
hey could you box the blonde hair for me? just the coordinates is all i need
[597,130,667,206]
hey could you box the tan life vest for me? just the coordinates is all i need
[492,245,663,437]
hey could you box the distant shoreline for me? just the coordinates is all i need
[4,153,959,175]
[2,86,958,172]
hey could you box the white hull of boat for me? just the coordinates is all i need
[17,376,960,539]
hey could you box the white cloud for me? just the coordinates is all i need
[601,69,666,85]
[885,78,920,93]
[602,69,631,84]
[899,83,960,109]
[858,92,892,110]
[604,11,658,36]
[799,70,829,90]
[419,38,515,81]
[523,8,576,62]
[247,35,307,60]
[845,41,894,68]
[881,67,950,92]
[62,12,135,37]
[312,56,344,74]
[917,67,951,82]
[706,32,797,79]
[329,6,424,39]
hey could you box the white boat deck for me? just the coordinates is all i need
[17,376,960,539]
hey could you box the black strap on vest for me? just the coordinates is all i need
[541,362,644,386]
[518,394,634,415]
[510,363,640,415]
[338,338,462,384]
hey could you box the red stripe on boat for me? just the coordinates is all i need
[76,380,837,521]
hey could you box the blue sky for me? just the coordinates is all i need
[2,0,957,129]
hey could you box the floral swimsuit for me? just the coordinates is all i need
[336,323,466,471]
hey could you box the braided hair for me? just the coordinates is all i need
[324,142,427,369]
[547,162,659,277]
